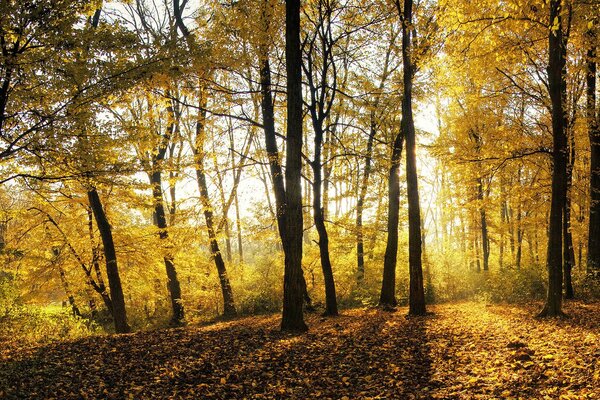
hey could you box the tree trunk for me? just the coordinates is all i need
[356,117,376,282]
[87,188,130,333]
[400,0,426,315]
[230,130,244,263]
[311,123,338,316]
[379,131,404,308]
[146,97,185,325]
[477,177,489,271]
[150,170,185,324]
[563,130,576,299]
[281,0,307,331]
[516,210,523,270]
[539,0,568,317]
[213,144,233,264]
[87,207,113,312]
[54,248,81,317]
[586,25,600,276]
[194,95,236,318]
[500,189,507,270]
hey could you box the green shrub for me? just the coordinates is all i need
[0,305,100,345]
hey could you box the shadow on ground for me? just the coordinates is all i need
[0,309,436,399]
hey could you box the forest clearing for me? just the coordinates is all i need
[1,302,599,399]
[1,0,600,398]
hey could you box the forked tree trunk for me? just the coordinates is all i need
[87,188,130,333]
[311,122,338,316]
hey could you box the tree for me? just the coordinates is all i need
[379,129,404,308]
[281,0,308,332]
[88,187,130,332]
[586,19,599,277]
[539,0,570,317]
[303,0,339,316]
[172,0,237,318]
[397,0,426,316]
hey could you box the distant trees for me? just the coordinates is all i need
[2,0,600,334]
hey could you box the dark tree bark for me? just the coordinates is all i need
[311,122,338,316]
[259,55,313,312]
[586,24,600,276]
[303,1,339,316]
[471,130,489,272]
[563,129,576,299]
[516,198,523,270]
[148,100,185,325]
[477,178,490,272]
[87,207,113,312]
[87,188,130,333]
[356,120,376,282]
[400,0,426,316]
[150,168,185,324]
[281,0,308,332]
[380,131,404,308]
[499,184,507,270]
[356,29,396,283]
[539,0,568,317]
[173,0,236,318]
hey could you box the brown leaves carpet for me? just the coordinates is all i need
[1,302,598,399]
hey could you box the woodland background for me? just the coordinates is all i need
[0,0,599,341]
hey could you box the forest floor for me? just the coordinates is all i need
[0,301,599,399]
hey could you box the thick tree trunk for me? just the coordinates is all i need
[539,0,568,317]
[587,26,600,276]
[400,0,426,316]
[281,0,307,331]
[87,188,130,333]
[379,131,404,308]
